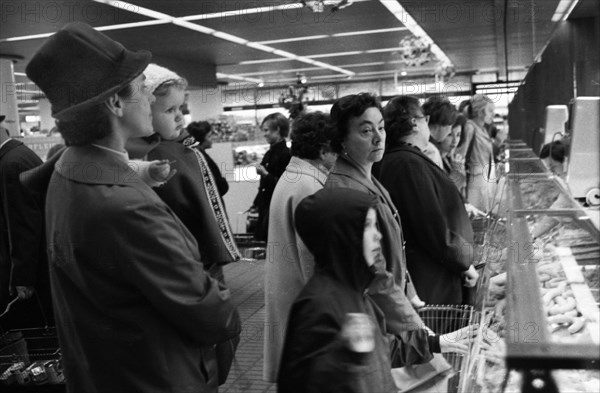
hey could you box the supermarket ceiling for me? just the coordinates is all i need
[0,0,596,88]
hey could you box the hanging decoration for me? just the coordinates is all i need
[279,74,310,120]
[434,62,456,83]
[301,0,353,13]
[394,36,434,67]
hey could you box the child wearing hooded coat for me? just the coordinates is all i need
[279,188,460,393]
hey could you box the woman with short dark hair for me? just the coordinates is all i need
[325,92,425,333]
[186,121,229,196]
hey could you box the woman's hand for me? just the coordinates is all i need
[16,286,35,300]
[254,163,268,176]
[464,203,485,218]
[410,294,426,309]
[439,324,479,354]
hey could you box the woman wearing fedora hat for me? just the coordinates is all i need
[21,22,240,393]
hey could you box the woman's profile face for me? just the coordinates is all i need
[438,125,459,155]
[363,207,382,267]
[343,107,386,167]
[482,103,495,125]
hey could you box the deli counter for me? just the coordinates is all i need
[462,141,600,393]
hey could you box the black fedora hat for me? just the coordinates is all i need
[26,22,151,121]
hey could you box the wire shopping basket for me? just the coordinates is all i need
[0,326,64,388]
[417,305,481,393]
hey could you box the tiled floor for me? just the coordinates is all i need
[220,259,277,393]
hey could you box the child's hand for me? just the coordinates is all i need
[149,160,176,183]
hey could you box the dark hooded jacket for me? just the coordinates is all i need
[126,135,240,268]
[278,188,438,393]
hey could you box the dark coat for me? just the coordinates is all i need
[253,139,291,241]
[198,149,229,197]
[325,155,424,333]
[278,188,436,393]
[128,139,240,267]
[377,144,474,306]
[20,145,241,393]
[0,139,52,329]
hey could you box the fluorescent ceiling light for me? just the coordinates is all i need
[216,73,263,84]
[234,61,391,78]
[212,31,248,45]
[551,0,580,21]
[245,42,277,53]
[171,19,215,35]
[238,58,293,65]
[257,27,408,45]
[258,35,329,45]
[341,61,386,67]
[182,3,305,21]
[0,32,53,42]
[310,74,351,80]
[238,48,392,65]
[364,48,399,54]
[309,51,363,59]
[97,20,169,31]
[272,49,298,58]
[236,67,321,77]
[94,0,172,20]
[332,27,408,37]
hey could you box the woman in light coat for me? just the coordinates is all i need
[263,112,337,382]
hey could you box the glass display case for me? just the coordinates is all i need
[463,141,600,393]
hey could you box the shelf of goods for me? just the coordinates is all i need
[461,140,600,393]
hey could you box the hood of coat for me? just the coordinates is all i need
[295,188,379,292]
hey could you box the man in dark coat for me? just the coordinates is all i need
[250,112,291,241]
[21,22,240,393]
[0,116,53,330]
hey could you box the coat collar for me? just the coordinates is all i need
[287,156,328,185]
[385,143,446,174]
[329,155,401,224]
[0,138,23,159]
[270,139,288,151]
[55,145,143,186]
[331,154,381,196]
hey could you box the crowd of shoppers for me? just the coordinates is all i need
[0,21,514,393]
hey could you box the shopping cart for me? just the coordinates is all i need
[0,326,64,389]
[417,304,480,393]
[234,210,266,261]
